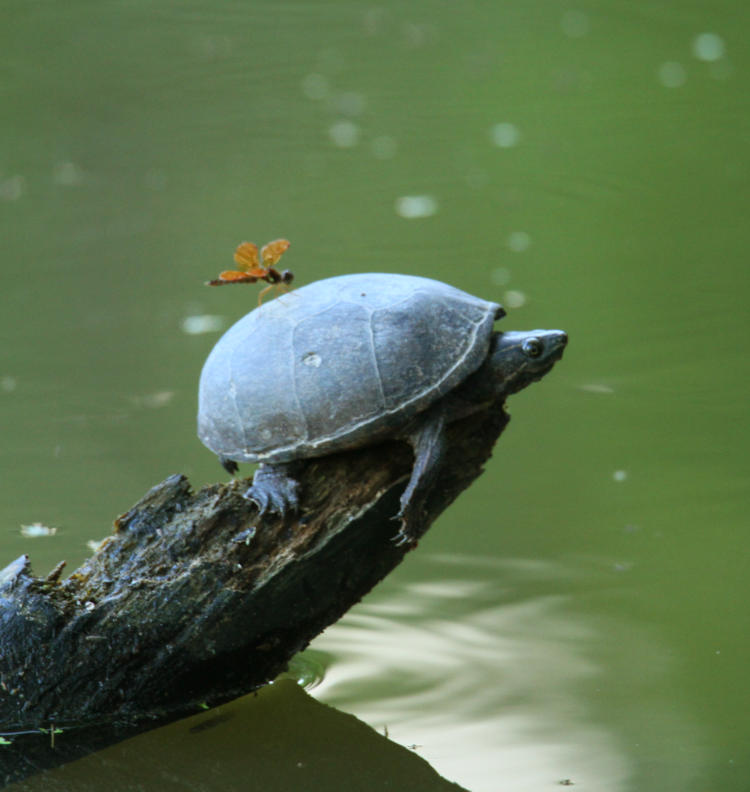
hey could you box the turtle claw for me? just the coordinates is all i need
[242,464,299,519]
[391,527,418,548]
[390,506,421,548]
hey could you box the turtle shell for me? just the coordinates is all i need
[197,273,502,464]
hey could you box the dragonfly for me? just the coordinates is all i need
[207,239,293,304]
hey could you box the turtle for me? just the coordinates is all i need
[197,272,567,542]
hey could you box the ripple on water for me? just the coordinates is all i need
[307,555,630,791]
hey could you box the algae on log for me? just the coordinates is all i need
[0,400,509,785]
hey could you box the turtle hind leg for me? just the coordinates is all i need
[243,463,300,518]
[393,406,447,546]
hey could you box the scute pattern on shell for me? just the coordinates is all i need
[198,273,501,464]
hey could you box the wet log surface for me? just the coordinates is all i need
[0,399,510,786]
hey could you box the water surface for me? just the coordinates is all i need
[2,2,748,789]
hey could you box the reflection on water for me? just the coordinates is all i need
[308,554,701,792]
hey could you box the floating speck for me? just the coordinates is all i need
[580,383,615,394]
[561,10,590,38]
[21,522,58,538]
[301,73,330,100]
[0,175,25,201]
[490,122,520,148]
[53,161,84,186]
[87,538,108,553]
[190,33,233,59]
[692,32,725,62]
[613,470,628,482]
[363,7,389,36]
[1,376,17,393]
[395,195,438,219]
[401,21,433,48]
[371,135,397,159]
[131,391,174,409]
[503,289,527,308]
[182,315,225,335]
[490,267,511,286]
[657,61,686,88]
[328,120,360,148]
[507,231,531,252]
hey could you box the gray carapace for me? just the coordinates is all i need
[198,272,567,543]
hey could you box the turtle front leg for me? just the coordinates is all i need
[243,463,300,518]
[393,406,447,546]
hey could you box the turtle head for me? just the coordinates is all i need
[489,329,568,396]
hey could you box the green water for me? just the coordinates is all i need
[2,2,748,789]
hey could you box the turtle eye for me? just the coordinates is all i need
[522,337,544,358]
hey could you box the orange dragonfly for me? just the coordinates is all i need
[208,239,293,304]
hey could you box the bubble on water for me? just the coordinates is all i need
[301,73,330,100]
[371,136,397,159]
[490,122,520,148]
[560,10,590,38]
[613,470,628,482]
[657,61,686,88]
[503,289,526,308]
[395,195,438,219]
[328,120,360,148]
[507,231,531,252]
[181,315,225,335]
[692,32,725,62]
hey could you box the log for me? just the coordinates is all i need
[0,397,509,786]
